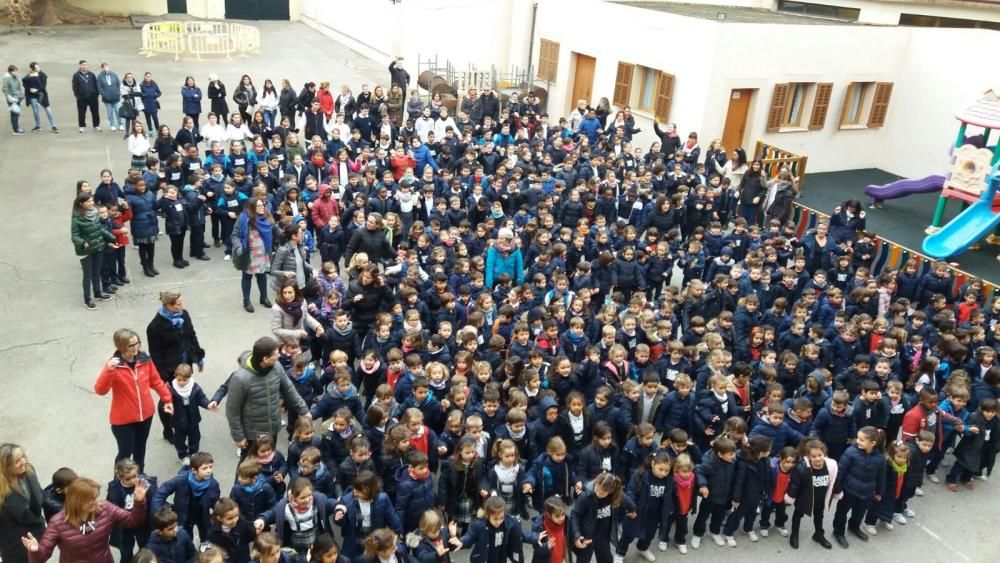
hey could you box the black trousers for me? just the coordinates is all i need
[693,501,727,536]
[138,242,156,269]
[189,224,206,257]
[76,96,99,127]
[111,417,153,473]
[80,252,104,301]
[173,423,201,459]
[760,501,788,529]
[241,272,268,300]
[143,110,159,130]
[669,513,689,544]
[832,493,867,535]
[574,533,613,563]
[792,505,825,538]
[169,232,186,261]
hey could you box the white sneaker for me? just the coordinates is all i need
[914,487,925,496]
[863,524,878,536]
[613,555,624,563]
[928,474,941,483]
[224,254,232,261]
[881,521,894,531]
[180,456,190,466]
[94,126,102,132]
[690,536,701,549]
[79,127,86,133]
[712,534,725,547]
[904,508,916,518]
[893,513,907,525]
[658,541,668,552]
[724,536,736,547]
[677,544,687,555]
[978,474,989,481]
[759,527,769,538]
[639,550,656,562]
[779,527,790,537]
[748,530,759,542]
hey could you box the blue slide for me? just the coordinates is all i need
[923,163,1000,259]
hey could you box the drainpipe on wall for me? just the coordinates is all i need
[526,1,538,76]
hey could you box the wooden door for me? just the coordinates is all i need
[572,54,596,108]
[722,89,753,151]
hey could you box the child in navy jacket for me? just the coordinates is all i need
[723,436,773,544]
[569,473,636,563]
[395,451,437,533]
[151,452,221,540]
[147,507,197,563]
[451,496,524,563]
[107,459,155,563]
[205,497,256,563]
[831,427,886,546]
[169,364,210,465]
[692,438,737,547]
[811,391,857,462]
[231,459,278,522]
[617,452,674,560]
[654,374,695,435]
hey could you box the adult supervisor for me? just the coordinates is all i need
[225,336,311,458]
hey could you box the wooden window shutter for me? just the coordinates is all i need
[538,39,559,82]
[808,83,833,130]
[766,83,790,132]
[613,62,634,107]
[867,82,894,128]
[653,72,674,121]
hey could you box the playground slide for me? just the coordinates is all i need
[922,199,1000,258]
[865,174,946,204]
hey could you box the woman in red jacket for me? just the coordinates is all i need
[22,476,148,563]
[94,328,173,473]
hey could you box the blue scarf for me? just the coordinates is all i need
[158,306,185,329]
[241,474,264,494]
[239,211,273,253]
[188,471,212,497]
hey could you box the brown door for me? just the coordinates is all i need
[572,54,596,108]
[722,89,754,151]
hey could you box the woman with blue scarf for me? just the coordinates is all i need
[146,289,205,444]
[233,196,275,313]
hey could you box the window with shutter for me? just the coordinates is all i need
[767,84,790,132]
[868,82,893,128]
[613,62,634,107]
[654,72,674,121]
[538,39,560,82]
[809,83,833,130]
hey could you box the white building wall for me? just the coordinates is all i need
[299,0,534,71]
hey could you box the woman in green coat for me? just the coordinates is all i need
[71,192,115,309]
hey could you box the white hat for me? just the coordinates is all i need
[208,73,218,81]
[498,228,514,239]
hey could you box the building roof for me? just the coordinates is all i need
[955,90,1000,129]
[614,1,859,24]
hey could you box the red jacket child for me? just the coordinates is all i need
[110,207,133,247]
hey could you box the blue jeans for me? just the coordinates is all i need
[28,98,56,128]
[104,100,122,129]
[263,109,276,128]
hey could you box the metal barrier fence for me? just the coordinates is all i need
[140,21,261,60]
[792,202,998,295]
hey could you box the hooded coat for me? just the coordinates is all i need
[224,358,310,442]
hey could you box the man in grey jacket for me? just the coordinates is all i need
[71,59,100,132]
[97,62,122,131]
[225,336,310,456]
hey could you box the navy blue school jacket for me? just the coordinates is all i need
[654,390,694,435]
[395,472,436,532]
[622,470,674,538]
[457,516,524,563]
[407,527,453,563]
[147,528,196,563]
[525,453,578,509]
[258,491,338,546]
[335,490,402,558]
[205,517,255,563]
[575,443,621,481]
[170,383,209,431]
[151,470,221,529]
[834,444,886,500]
[228,476,277,521]
[569,489,636,541]
[694,392,740,442]
[811,406,856,453]
[107,475,157,549]
[695,450,736,505]
[731,454,772,504]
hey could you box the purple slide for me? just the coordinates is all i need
[865,174,946,205]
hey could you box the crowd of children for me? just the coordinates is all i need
[55,73,1000,563]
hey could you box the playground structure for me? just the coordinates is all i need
[139,21,261,61]
[754,141,808,189]
[414,54,545,114]
[858,89,1000,259]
